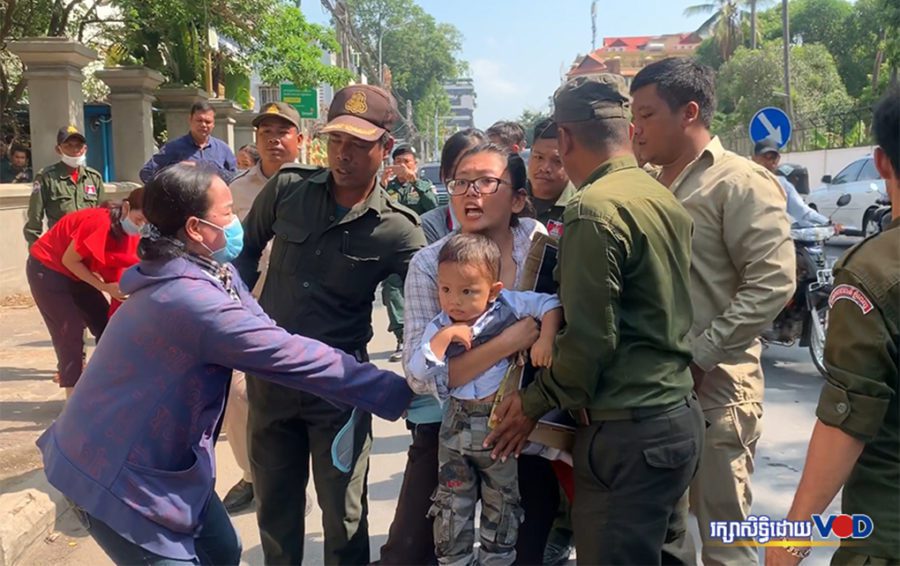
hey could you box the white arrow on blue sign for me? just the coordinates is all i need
[749,107,792,148]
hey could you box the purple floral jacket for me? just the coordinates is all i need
[37,256,411,560]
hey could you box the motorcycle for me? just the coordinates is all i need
[763,194,851,376]
[870,196,892,234]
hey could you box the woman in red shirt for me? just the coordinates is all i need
[27,188,145,396]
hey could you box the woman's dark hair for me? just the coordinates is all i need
[452,142,532,226]
[440,128,486,183]
[103,187,145,239]
[139,164,217,260]
[238,144,260,164]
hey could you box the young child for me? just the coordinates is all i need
[408,233,563,565]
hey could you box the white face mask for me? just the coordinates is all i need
[60,153,86,168]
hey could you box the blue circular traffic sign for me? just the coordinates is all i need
[749,107,792,149]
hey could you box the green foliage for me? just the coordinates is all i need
[684,0,751,61]
[517,108,550,146]
[412,79,452,156]
[717,42,853,124]
[695,37,725,70]
[342,0,465,142]
[249,4,352,90]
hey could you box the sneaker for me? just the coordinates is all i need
[223,479,254,513]
[388,342,402,363]
[543,540,573,566]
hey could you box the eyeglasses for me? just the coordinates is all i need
[447,176,509,196]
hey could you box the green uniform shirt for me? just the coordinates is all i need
[522,156,695,419]
[816,216,900,560]
[235,165,426,351]
[384,177,438,216]
[24,162,105,246]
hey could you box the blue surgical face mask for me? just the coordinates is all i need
[199,217,244,263]
[121,215,142,236]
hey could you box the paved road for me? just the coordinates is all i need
[15,242,857,565]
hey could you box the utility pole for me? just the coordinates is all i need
[433,107,439,162]
[591,1,597,51]
[781,0,793,129]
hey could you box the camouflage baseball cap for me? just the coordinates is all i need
[553,74,631,123]
[253,102,301,130]
[320,85,398,142]
[56,125,86,145]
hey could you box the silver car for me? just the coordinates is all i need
[806,155,887,236]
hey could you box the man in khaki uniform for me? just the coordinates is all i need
[631,57,796,566]
[767,88,900,566]
[221,101,310,513]
[24,126,105,247]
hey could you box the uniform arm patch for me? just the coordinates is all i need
[829,284,874,314]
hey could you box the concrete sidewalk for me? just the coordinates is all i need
[3,298,845,565]
[0,300,69,566]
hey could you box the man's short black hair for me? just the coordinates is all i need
[873,87,900,175]
[190,100,215,116]
[533,118,558,141]
[8,142,28,158]
[631,57,717,128]
[392,145,416,160]
[486,121,526,150]
[560,118,630,152]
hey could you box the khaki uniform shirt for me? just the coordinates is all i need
[658,137,795,409]
[816,216,899,560]
[230,164,272,221]
[522,156,695,418]
[234,166,426,351]
[24,162,105,246]
[384,177,438,216]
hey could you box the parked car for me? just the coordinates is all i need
[419,162,449,205]
[806,155,887,236]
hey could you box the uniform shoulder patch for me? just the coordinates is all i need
[829,284,874,314]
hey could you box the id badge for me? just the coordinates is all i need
[84,184,98,200]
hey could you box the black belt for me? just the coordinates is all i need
[573,396,691,426]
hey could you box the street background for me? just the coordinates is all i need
[2,243,854,565]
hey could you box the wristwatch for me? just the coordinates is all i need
[781,538,811,560]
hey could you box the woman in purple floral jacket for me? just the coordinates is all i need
[37,164,412,565]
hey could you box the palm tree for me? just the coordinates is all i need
[685,0,747,61]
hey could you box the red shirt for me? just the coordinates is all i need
[30,207,139,314]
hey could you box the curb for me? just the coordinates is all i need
[0,469,66,566]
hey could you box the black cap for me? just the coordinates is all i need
[57,125,86,145]
[553,74,631,123]
[754,138,781,156]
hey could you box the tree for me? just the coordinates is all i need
[248,4,352,90]
[517,108,550,146]
[340,0,465,144]
[0,0,106,139]
[716,42,854,129]
[695,37,725,70]
[685,0,746,62]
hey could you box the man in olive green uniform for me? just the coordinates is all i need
[380,144,437,361]
[527,118,575,239]
[767,88,900,566]
[486,75,705,565]
[234,84,425,565]
[24,126,105,247]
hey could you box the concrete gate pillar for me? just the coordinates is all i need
[209,99,241,152]
[94,66,165,182]
[234,110,257,152]
[154,86,210,140]
[8,38,97,173]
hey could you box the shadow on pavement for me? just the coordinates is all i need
[0,366,56,382]
[371,434,411,456]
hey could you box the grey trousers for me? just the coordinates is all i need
[429,398,522,566]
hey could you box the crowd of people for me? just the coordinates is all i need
[17,55,900,566]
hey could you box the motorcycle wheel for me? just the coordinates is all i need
[808,302,829,378]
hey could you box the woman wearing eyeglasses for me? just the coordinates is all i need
[378,142,561,565]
